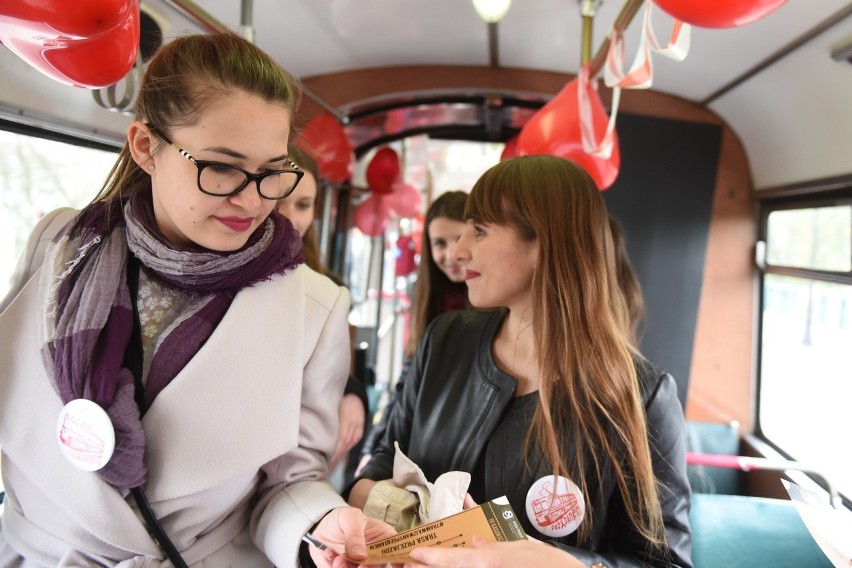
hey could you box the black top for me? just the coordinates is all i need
[355,309,693,568]
[467,391,568,542]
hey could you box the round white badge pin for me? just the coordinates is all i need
[56,399,115,471]
[525,475,585,537]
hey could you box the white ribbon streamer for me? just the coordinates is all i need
[579,1,691,158]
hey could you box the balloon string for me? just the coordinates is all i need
[580,2,691,158]
[604,1,691,90]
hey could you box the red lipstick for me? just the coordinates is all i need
[216,216,253,232]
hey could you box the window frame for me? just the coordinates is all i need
[754,177,852,499]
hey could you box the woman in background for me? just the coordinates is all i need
[405,190,471,356]
[609,214,646,347]
[278,145,368,471]
[356,190,469,471]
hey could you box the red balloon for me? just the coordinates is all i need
[501,135,520,161]
[0,0,139,88]
[366,147,401,195]
[516,76,620,190]
[299,113,355,183]
[353,194,391,236]
[385,182,423,219]
[653,0,786,28]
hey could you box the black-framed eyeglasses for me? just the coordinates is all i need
[149,126,304,200]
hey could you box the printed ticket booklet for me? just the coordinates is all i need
[359,496,528,565]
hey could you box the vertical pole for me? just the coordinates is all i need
[488,22,500,67]
[588,0,644,78]
[240,0,255,42]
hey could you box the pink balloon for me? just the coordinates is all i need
[653,0,786,28]
[0,0,139,88]
[516,75,621,190]
[384,108,408,135]
[385,182,423,219]
[353,194,391,236]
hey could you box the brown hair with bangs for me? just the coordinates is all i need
[465,155,664,547]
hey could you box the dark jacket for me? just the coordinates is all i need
[356,309,693,568]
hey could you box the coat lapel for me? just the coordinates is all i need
[140,271,305,501]
[0,269,307,552]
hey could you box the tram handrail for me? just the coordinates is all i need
[686,451,842,509]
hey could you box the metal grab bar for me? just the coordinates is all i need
[686,451,843,510]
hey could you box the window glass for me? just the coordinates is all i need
[765,206,851,271]
[759,270,852,497]
[0,130,117,300]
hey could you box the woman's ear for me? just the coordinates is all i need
[127,121,157,170]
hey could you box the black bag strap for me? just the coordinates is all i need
[131,488,189,568]
[126,255,189,568]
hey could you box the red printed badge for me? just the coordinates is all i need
[56,399,115,471]
[525,475,585,537]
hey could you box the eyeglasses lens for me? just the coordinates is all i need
[199,164,299,198]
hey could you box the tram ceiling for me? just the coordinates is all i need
[152,0,852,187]
[0,0,849,186]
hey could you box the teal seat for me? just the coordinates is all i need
[689,493,833,568]
[685,421,742,494]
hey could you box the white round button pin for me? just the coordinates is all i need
[525,475,585,537]
[56,399,115,471]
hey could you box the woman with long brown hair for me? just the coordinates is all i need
[356,190,469,469]
[405,190,470,358]
[350,155,691,567]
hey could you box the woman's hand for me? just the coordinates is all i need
[331,393,367,469]
[402,535,587,568]
[462,493,477,510]
[310,506,396,568]
[347,478,378,509]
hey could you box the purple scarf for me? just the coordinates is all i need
[41,192,303,490]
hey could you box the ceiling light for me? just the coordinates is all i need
[472,0,512,24]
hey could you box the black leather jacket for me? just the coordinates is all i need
[356,309,693,568]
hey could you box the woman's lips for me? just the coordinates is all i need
[465,269,480,281]
[216,216,254,232]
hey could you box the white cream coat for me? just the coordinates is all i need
[0,210,350,567]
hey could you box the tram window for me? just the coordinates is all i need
[758,201,852,500]
[765,206,852,271]
[0,130,117,301]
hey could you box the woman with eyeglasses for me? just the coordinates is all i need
[356,190,470,474]
[0,33,393,567]
[349,156,692,567]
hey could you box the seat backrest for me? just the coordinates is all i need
[685,421,741,494]
[689,493,833,568]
